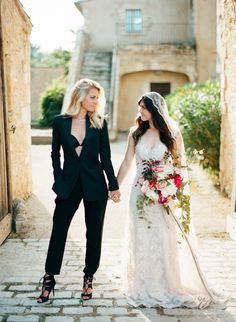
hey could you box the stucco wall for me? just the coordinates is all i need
[218,0,236,208]
[74,0,217,136]
[31,67,64,121]
[77,0,193,50]
[1,0,32,199]
[118,45,196,82]
[112,44,195,131]
[195,0,217,81]
[118,70,189,131]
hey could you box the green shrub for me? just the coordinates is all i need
[39,80,66,127]
[165,80,221,176]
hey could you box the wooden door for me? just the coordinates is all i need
[150,82,171,97]
[0,8,11,245]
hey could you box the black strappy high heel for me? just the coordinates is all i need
[37,274,56,303]
[81,276,93,301]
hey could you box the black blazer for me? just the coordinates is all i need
[51,114,119,200]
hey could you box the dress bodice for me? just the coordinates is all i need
[135,136,168,166]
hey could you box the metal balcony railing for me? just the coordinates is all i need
[116,22,195,47]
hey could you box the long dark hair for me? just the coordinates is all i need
[132,96,174,152]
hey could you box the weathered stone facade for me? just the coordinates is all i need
[218,0,236,209]
[195,0,217,82]
[1,0,32,198]
[67,0,217,134]
[114,45,196,131]
[118,45,196,80]
[76,0,194,51]
[0,0,32,243]
[31,67,64,122]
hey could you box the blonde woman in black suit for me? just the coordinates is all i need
[37,78,120,303]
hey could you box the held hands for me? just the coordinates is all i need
[109,190,121,203]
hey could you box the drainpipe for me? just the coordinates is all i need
[108,25,119,141]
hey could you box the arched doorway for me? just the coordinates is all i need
[117,70,189,131]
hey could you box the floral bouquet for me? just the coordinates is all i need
[136,152,190,233]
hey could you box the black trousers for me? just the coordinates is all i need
[45,177,107,276]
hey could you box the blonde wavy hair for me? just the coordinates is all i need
[65,78,106,128]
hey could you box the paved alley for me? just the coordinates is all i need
[0,137,235,322]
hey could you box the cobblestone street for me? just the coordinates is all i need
[0,238,236,322]
[0,138,235,322]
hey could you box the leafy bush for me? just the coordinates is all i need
[31,45,71,75]
[165,80,221,176]
[39,80,66,127]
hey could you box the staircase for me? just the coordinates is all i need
[80,51,112,108]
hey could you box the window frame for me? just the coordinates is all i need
[125,9,143,33]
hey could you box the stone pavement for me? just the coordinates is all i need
[0,135,235,321]
[0,237,236,322]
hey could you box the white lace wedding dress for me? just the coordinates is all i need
[124,136,215,309]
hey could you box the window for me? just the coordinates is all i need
[150,83,171,97]
[125,9,142,33]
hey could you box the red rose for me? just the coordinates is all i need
[158,193,168,204]
[174,174,182,188]
[149,179,157,189]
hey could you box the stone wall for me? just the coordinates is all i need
[62,30,87,113]
[218,0,236,209]
[77,0,193,50]
[74,0,216,137]
[118,70,189,131]
[118,45,196,82]
[195,0,217,81]
[112,44,196,132]
[31,67,64,122]
[1,0,32,199]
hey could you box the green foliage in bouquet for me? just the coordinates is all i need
[165,80,221,178]
[175,185,191,234]
[137,194,156,214]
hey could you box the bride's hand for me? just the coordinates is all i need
[109,190,121,203]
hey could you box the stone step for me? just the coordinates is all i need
[80,51,112,101]
[83,51,112,58]
[31,128,52,145]
[80,71,111,78]
[83,59,111,64]
[81,67,110,73]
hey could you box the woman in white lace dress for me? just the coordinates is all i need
[117,92,215,309]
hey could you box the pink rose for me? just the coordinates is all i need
[141,180,149,193]
[153,166,164,173]
[156,180,167,190]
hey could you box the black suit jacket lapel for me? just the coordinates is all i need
[76,115,92,159]
[81,115,91,150]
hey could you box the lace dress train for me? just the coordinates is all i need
[124,137,216,309]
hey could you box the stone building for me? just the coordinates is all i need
[64,0,216,137]
[0,0,32,244]
[31,67,64,123]
[218,0,236,213]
